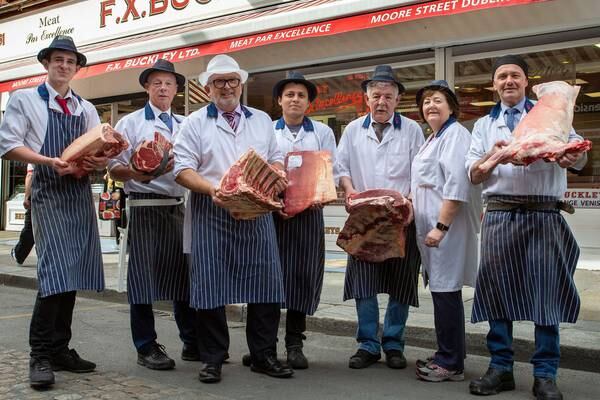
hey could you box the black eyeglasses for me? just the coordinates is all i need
[210,78,241,89]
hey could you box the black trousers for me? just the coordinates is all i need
[196,303,280,365]
[130,301,197,353]
[14,208,34,264]
[29,291,76,360]
[285,309,306,347]
[431,291,466,370]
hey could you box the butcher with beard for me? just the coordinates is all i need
[335,65,424,371]
[173,54,292,384]
[466,54,588,400]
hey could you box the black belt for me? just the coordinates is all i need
[486,200,574,214]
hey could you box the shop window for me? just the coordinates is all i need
[246,62,434,143]
[454,45,600,188]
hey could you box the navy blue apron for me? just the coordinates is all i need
[343,223,420,306]
[274,208,324,315]
[30,84,104,298]
[127,192,189,304]
[188,193,284,310]
[471,195,580,325]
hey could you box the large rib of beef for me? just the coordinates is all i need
[130,132,173,175]
[337,189,414,263]
[217,148,288,220]
[479,81,592,173]
[283,150,338,217]
[61,123,129,178]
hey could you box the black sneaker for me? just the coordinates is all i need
[52,349,96,373]
[348,349,381,369]
[181,343,200,361]
[29,358,55,389]
[198,363,222,383]
[137,342,175,370]
[286,346,308,369]
[384,349,407,369]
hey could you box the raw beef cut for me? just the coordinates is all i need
[336,189,414,263]
[479,81,592,173]
[217,148,288,220]
[130,132,173,175]
[283,150,337,217]
[61,123,128,178]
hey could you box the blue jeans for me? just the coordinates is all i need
[487,319,560,379]
[355,296,409,354]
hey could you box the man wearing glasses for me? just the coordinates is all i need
[174,54,292,383]
[108,59,197,371]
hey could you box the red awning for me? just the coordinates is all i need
[0,0,550,92]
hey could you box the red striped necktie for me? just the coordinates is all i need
[55,96,71,115]
[222,111,237,131]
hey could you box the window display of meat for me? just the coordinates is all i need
[130,131,173,175]
[336,189,414,263]
[478,81,592,173]
[61,123,128,178]
[216,148,288,220]
[282,150,337,217]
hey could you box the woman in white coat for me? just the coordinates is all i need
[410,80,482,382]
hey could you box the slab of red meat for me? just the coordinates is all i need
[283,150,337,217]
[217,148,288,220]
[61,123,129,178]
[479,81,592,173]
[130,132,173,175]
[336,189,414,263]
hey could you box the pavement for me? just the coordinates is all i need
[1,230,600,374]
[1,285,599,400]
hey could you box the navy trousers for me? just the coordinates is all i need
[130,301,197,354]
[487,319,560,379]
[431,291,466,370]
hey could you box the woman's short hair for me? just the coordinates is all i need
[417,89,460,121]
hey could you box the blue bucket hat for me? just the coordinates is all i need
[37,35,86,67]
[415,80,459,106]
[361,65,405,94]
[273,71,318,102]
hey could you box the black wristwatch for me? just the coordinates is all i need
[436,222,450,232]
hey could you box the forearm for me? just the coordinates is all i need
[469,155,494,184]
[109,164,147,182]
[175,168,214,195]
[437,199,461,226]
[339,176,355,194]
[3,147,53,167]
[24,173,32,199]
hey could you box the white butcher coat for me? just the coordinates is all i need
[109,102,186,197]
[411,120,482,291]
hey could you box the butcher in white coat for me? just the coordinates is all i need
[410,80,482,383]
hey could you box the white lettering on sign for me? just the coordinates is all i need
[563,190,600,208]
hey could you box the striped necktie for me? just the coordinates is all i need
[222,111,238,132]
[55,96,71,115]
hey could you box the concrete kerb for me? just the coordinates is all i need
[2,272,599,374]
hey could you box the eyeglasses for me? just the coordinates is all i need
[210,78,241,89]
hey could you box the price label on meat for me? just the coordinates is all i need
[287,155,303,169]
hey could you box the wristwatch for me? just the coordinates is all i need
[436,222,450,232]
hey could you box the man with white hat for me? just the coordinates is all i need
[173,54,293,383]
[109,59,197,371]
[0,35,105,389]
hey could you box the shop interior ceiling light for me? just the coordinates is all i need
[585,92,600,98]
[470,101,497,107]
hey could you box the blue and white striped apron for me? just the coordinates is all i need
[471,195,580,325]
[274,208,324,315]
[30,84,104,298]
[127,192,189,304]
[189,193,284,310]
[343,223,421,306]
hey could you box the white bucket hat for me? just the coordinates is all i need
[198,54,249,86]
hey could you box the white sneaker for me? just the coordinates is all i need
[416,362,464,382]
